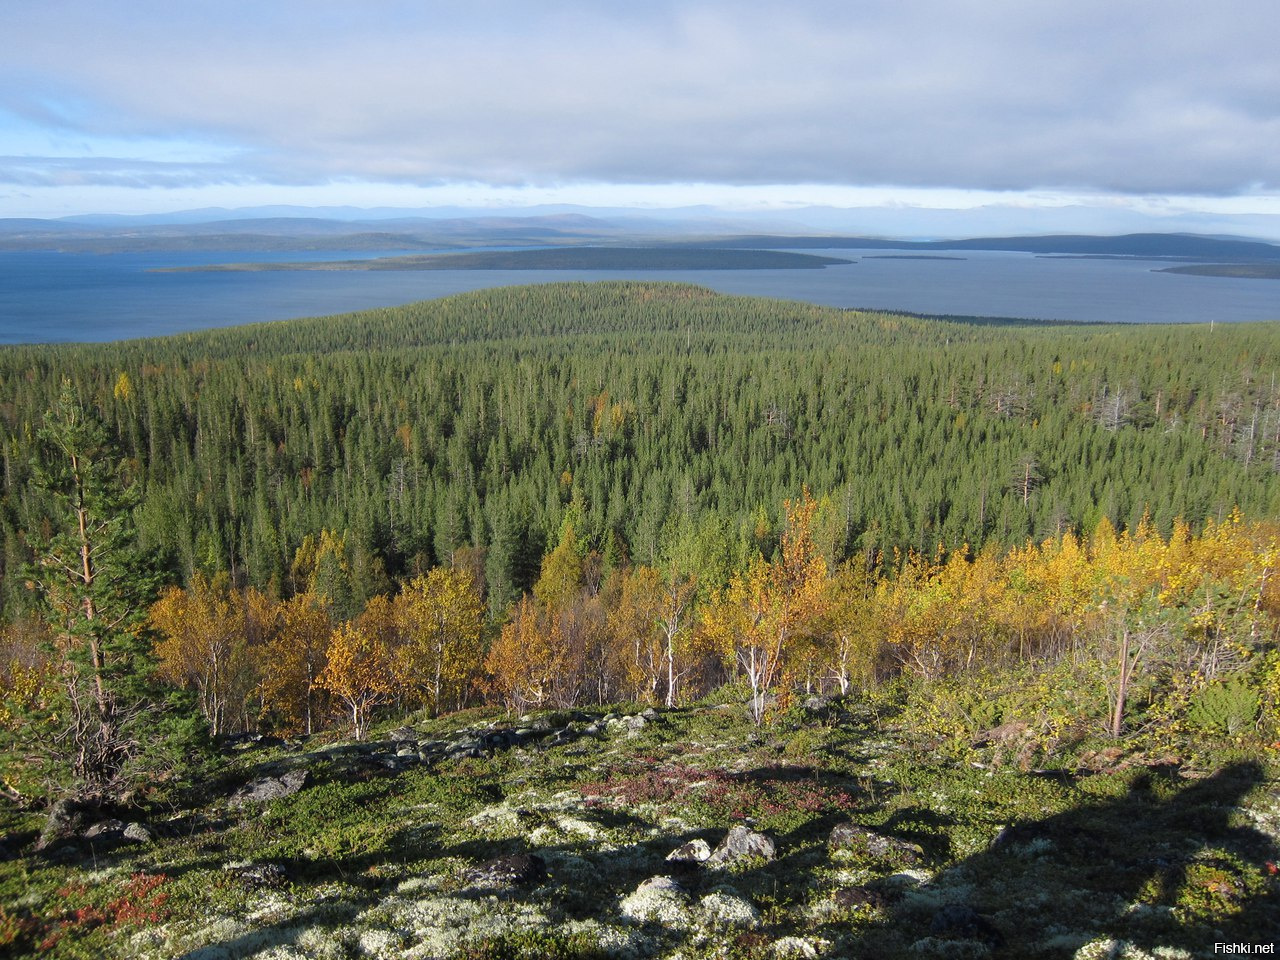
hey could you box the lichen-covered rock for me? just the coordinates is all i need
[773,936,826,958]
[36,798,90,850]
[464,852,547,886]
[708,824,776,864]
[224,861,291,889]
[697,885,760,927]
[122,821,154,844]
[620,875,691,924]
[229,768,309,807]
[829,821,923,863]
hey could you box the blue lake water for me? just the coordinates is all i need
[0,248,1277,344]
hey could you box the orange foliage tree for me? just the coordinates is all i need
[150,572,259,736]
[700,490,831,724]
[316,620,395,740]
[395,568,485,715]
[260,591,331,734]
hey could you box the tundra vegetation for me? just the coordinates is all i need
[0,282,1278,957]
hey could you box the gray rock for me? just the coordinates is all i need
[638,875,686,895]
[230,768,309,807]
[464,852,547,886]
[226,861,290,889]
[395,745,418,758]
[83,818,125,840]
[666,838,713,863]
[37,798,90,851]
[641,707,660,720]
[708,825,776,865]
[122,822,154,844]
[388,726,418,743]
[829,821,923,863]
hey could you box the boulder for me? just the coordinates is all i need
[230,768,309,807]
[828,821,923,864]
[708,825,776,865]
[388,726,418,743]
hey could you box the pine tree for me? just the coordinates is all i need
[18,381,203,803]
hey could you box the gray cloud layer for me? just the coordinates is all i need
[4,1,1278,195]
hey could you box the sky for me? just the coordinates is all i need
[3,1,1280,237]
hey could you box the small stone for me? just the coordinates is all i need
[83,818,125,840]
[708,825,776,865]
[667,838,713,863]
[122,822,154,844]
[230,768,309,807]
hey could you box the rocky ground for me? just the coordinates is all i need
[2,694,1278,959]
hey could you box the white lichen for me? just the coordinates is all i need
[697,886,760,928]
[619,877,692,926]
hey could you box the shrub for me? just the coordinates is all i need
[1187,678,1260,737]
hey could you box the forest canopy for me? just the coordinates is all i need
[0,280,1276,621]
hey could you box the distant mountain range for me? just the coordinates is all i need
[1,208,1278,262]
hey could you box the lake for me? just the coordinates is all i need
[0,247,1277,344]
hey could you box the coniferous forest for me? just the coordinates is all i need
[3,281,1280,958]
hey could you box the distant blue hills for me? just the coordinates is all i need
[1,208,1278,261]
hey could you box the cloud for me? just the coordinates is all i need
[2,1,1278,197]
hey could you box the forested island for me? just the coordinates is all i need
[1159,263,1280,280]
[161,247,853,272]
[1,282,1278,958]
